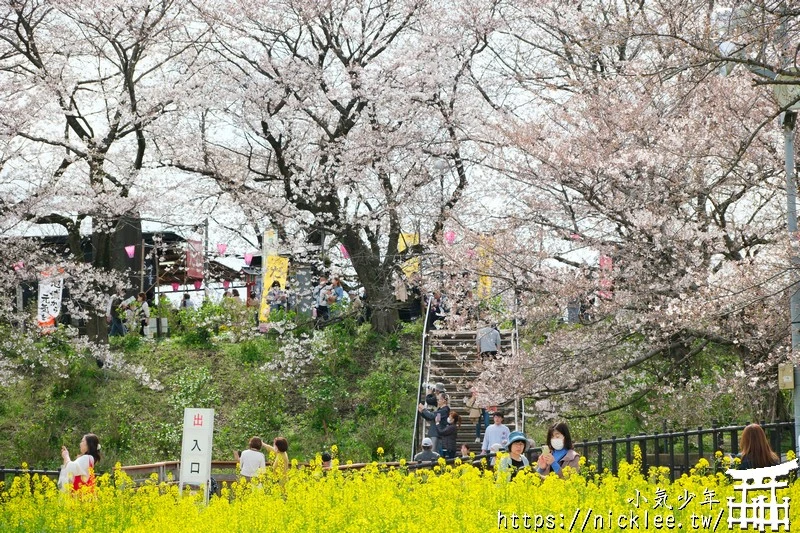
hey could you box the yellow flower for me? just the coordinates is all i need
[376,447,384,456]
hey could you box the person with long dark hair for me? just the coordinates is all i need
[537,422,580,478]
[738,424,779,469]
[58,433,101,491]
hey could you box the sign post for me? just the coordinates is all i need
[179,408,214,503]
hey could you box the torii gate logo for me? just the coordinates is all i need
[726,459,798,531]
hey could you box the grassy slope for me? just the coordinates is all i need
[0,318,422,470]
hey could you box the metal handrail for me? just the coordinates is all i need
[512,317,522,433]
[411,298,433,459]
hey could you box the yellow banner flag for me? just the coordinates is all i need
[259,255,289,322]
[476,245,493,299]
[398,232,420,276]
[401,257,420,277]
[477,275,492,299]
[397,233,419,253]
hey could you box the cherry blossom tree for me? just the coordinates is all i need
[0,0,209,336]
[449,0,799,422]
[164,0,504,332]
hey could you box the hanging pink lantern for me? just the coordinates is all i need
[125,245,136,258]
[339,244,350,259]
[570,233,582,240]
[171,282,180,292]
[244,253,254,265]
[223,280,230,289]
[13,261,24,271]
[216,243,228,255]
[444,230,456,245]
[193,280,202,290]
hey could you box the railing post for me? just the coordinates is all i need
[654,431,660,469]
[712,420,720,453]
[730,427,739,456]
[774,423,783,457]
[596,437,603,473]
[640,438,648,474]
[668,428,675,482]
[610,436,617,476]
[626,435,632,465]
[697,426,704,461]
[683,430,690,477]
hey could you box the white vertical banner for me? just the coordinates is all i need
[37,277,63,331]
[263,227,278,256]
[179,408,215,502]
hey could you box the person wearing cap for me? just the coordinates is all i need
[414,437,440,462]
[481,411,510,460]
[537,421,581,478]
[321,451,332,469]
[417,392,450,454]
[499,431,530,480]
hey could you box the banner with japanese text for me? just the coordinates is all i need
[37,276,63,331]
[259,255,289,322]
[186,239,204,279]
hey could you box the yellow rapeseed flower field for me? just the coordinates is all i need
[1,450,799,532]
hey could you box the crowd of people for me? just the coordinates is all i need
[55,421,784,495]
[415,385,786,480]
[415,393,582,480]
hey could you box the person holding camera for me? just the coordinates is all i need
[58,433,100,492]
[424,382,445,411]
[537,421,581,478]
[417,392,450,454]
[267,280,287,312]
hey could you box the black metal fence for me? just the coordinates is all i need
[0,466,60,486]
[575,421,795,481]
[3,421,795,486]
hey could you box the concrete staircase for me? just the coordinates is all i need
[414,328,520,456]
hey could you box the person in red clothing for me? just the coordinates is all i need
[58,433,101,492]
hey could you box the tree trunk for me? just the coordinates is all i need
[366,282,399,333]
[88,214,142,342]
[339,230,399,334]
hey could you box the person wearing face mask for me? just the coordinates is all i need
[438,412,461,459]
[537,421,580,478]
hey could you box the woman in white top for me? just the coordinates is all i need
[233,436,266,481]
[58,433,101,491]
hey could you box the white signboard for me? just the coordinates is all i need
[179,408,214,501]
[37,277,63,330]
